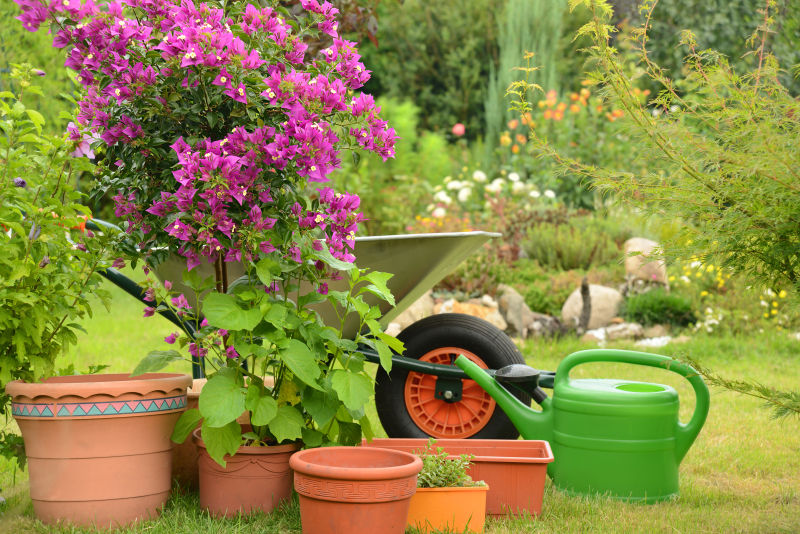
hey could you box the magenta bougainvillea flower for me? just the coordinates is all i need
[15,0,396,283]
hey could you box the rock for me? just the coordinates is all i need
[435,298,508,331]
[391,291,434,332]
[561,284,624,330]
[496,284,562,338]
[624,237,668,285]
[670,335,691,344]
[610,317,625,325]
[581,330,605,344]
[635,336,672,348]
[643,324,669,338]
[605,322,644,341]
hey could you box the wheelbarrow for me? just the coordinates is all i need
[89,221,537,441]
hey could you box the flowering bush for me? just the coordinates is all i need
[16,0,396,273]
[16,0,403,459]
[0,67,112,465]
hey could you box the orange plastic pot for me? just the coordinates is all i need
[7,373,192,528]
[193,427,300,518]
[361,438,553,516]
[290,446,422,534]
[407,485,489,533]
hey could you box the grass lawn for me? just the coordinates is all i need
[1,276,799,533]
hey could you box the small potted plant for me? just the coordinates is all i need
[406,439,489,534]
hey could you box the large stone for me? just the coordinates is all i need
[390,291,435,332]
[605,322,644,341]
[624,237,668,285]
[561,284,623,330]
[435,298,508,331]
[496,284,561,338]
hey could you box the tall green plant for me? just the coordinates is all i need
[520,0,800,416]
[484,0,567,161]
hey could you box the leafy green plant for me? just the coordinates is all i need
[522,218,620,271]
[413,438,485,489]
[622,289,696,327]
[0,67,112,465]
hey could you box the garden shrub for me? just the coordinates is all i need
[522,217,620,271]
[622,289,696,327]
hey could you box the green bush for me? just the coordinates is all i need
[522,217,620,271]
[622,289,696,327]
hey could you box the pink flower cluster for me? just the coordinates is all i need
[15,0,396,271]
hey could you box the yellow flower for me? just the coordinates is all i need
[695,272,702,278]
[771,309,778,315]
[706,265,714,272]
[700,291,708,297]
[764,312,770,318]
[772,301,778,307]
[668,275,676,282]
[779,290,787,298]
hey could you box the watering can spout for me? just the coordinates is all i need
[454,355,553,442]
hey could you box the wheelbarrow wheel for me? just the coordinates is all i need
[375,313,529,439]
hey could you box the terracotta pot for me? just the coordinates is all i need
[193,427,299,518]
[7,373,192,528]
[171,377,276,491]
[290,446,422,534]
[407,485,489,533]
[361,438,553,516]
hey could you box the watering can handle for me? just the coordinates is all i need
[555,349,710,463]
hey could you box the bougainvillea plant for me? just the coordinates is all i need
[15,0,402,460]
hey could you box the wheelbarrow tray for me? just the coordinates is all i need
[154,231,499,338]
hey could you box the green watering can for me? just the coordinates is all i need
[455,349,710,503]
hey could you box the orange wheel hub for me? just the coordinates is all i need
[403,347,496,438]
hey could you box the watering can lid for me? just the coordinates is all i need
[556,378,679,409]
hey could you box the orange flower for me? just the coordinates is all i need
[581,79,592,86]
[511,144,520,154]
[605,112,615,122]
[595,105,603,113]
[507,119,519,130]
[543,109,554,120]
[556,102,567,112]
[537,100,547,109]
[516,133,527,144]
[569,104,580,113]
[553,111,564,121]
[546,89,557,100]
[500,132,512,146]
[569,92,579,101]
[580,88,590,98]
[643,89,651,96]
[613,109,624,118]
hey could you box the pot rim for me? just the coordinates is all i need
[415,484,490,493]
[290,446,423,481]
[5,373,192,400]
[192,427,302,455]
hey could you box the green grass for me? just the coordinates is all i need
[1,276,799,533]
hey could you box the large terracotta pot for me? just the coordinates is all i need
[7,373,192,528]
[290,446,423,534]
[193,427,300,518]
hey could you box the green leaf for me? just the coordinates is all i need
[268,405,304,443]
[171,408,201,444]
[201,420,241,467]
[302,387,339,428]
[337,421,362,445]
[330,370,373,412]
[313,245,356,272]
[262,302,287,327]
[361,271,395,306]
[359,414,374,442]
[279,339,322,390]
[301,427,324,448]
[246,389,278,426]
[255,257,282,285]
[130,350,183,376]
[202,292,261,331]
[199,369,246,427]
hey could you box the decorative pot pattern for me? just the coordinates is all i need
[6,373,191,528]
[290,446,422,534]
[193,427,300,518]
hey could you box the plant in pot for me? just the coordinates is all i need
[407,438,489,534]
[1,65,193,529]
[14,0,400,524]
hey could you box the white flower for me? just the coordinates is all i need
[443,175,452,183]
[508,172,520,182]
[446,180,462,191]
[472,170,487,182]
[431,206,446,218]
[651,108,662,117]
[544,189,556,199]
[434,185,442,192]
[491,178,505,187]
[457,187,472,202]
[512,181,525,194]
[425,204,434,212]
[529,190,541,198]
[433,191,452,205]
[760,300,769,307]
[669,105,680,112]
[485,182,502,194]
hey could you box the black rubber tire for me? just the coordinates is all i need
[375,313,530,439]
